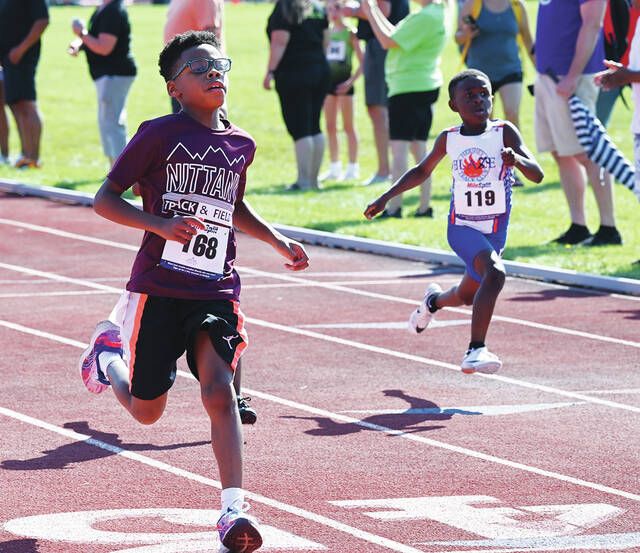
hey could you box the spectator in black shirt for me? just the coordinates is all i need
[69,0,137,167]
[264,0,330,190]
[0,0,49,169]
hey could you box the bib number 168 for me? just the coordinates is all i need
[183,233,218,259]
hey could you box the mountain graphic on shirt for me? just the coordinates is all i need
[167,143,246,167]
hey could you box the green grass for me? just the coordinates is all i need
[1,2,638,279]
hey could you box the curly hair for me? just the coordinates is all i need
[158,30,221,82]
[448,69,491,100]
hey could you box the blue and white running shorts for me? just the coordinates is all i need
[447,223,507,283]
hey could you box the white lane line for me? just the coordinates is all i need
[245,317,640,414]
[0,290,114,299]
[2,319,640,505]
[573,389,640,396]
[1,218,639,348]
[0,262,638,414]
[0,406,424,553]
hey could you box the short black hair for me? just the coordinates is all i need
[448,69,491,100]
[158,30,221,82]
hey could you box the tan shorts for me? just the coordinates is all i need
[534,73,598,157]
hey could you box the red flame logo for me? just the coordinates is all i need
[462,154,483,178]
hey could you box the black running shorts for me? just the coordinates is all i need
[110,292,248,400]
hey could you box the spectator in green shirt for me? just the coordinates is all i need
[362,0,449,217]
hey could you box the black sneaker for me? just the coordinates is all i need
[237,396,257,425]
[414,207,433,218]
[552,223,592,245]
[378,208,402,219]
[580,226,622,246]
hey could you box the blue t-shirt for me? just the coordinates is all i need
[536,0,605,76]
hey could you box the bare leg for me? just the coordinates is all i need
[469,250,506,343]
[323,95,339,163]
[367,104,389,177]
[10,100,42,161]
[195,331,243,489]
[577,153,616,228]
[497,82,522,128]
[387,139,409,213]
[340,95,358,163]
[106,357,168,425]
[233,358,242,397]
[410,140,430,212]
[552,151,587,226]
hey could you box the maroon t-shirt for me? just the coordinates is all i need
[108,112,256,301]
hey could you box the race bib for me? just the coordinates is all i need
[327,40,347,62]
[453,180,506,219]
[160,199,232,280]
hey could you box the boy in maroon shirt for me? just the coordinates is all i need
[78,31,309,553]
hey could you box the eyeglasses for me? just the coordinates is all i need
[170,57,232,81]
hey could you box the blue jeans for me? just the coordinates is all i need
[94,75,135,159]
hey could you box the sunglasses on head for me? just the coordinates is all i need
[171,57,232,81]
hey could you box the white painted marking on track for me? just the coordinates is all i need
[297,319,469,330]
[237,384,640,503]
[0,266,639,416]
[331,496,623,540]
[1,218,638,348]
[4,509,326,550]
[245,317,640,414]
[573,388,640,395]
[0,408,427,553]
[0,290,114,299]
[340,402,585,416]
[2,320,640,506]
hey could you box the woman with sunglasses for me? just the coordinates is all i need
[68,0,136,167]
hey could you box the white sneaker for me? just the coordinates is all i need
[461,346,502,374]
[342,163,360,180]
[217,501,262,552]
[362,173,390,186]
[408,283,442,334]
[319,162,342,182]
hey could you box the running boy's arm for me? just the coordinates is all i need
[364,131,447,219]
[595,60,640,90]
[94,178,206,245]
[501,122,544,184]
[233,199,310,271]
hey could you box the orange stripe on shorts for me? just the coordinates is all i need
[128,293,148,393]
[231,301,248,371]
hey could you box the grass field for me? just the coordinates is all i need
[1,2,638,279]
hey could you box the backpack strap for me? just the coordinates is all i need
[460,0,482,64]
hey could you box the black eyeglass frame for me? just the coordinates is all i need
[170,57,232,81]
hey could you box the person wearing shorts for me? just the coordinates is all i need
[0,0,49,168]
[78,31,309,553]
[343,0,408,185]
[535,0,622,246]
[362,0,446,217]
[456,0,534,131]
[365,69,543,374]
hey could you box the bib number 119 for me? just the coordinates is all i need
[465,189,495,207]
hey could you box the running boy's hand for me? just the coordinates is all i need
[501,148,516,167]
[157,216,206,245]
[364,196,387,219]
[595,60,634,90]
[273,237,310,271]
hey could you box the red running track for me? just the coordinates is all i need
[0,194,639,553]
